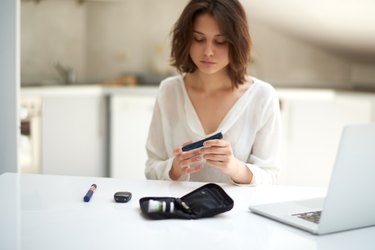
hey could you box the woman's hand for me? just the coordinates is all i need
[169,142,204,180]
[200,139,253,184]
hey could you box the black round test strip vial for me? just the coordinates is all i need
[114,191,132,203]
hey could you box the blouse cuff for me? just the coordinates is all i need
[162,158,174,181]
[229,163,257,186]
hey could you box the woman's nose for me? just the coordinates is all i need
[204,43,214,57]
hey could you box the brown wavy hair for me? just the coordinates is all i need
[170,0,252,88]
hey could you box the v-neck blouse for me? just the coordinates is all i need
[180,75,258,136]
[145,75,281,185]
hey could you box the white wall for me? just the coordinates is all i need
[0,0,19,174]
[21,0,86,84]
[20,0,375,88]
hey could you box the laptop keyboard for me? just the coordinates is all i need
[292,210,322,224]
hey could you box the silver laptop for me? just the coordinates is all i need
[249,123,375,235]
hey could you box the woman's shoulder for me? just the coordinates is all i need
[156,75,185,101]
[249,76,278,97]
[244,77,279,108]
[250,77,276,92]
[159,75,183,91]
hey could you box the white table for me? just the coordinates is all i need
[1,173,374,250]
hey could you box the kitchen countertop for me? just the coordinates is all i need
[21,84,159,97]
[103,85,159,96]
[21,84,375,99]
[21,84,104,96]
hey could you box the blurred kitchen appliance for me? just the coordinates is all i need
[19,97,42,173]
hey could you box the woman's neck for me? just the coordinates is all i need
[188,71,232,93]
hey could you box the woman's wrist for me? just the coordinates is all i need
[169,157,181,180]
[230,159,253,184]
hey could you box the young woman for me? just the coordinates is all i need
[145,0,281,185]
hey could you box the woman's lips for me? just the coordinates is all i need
[200,60,215,65]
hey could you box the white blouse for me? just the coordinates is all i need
[145,75,281,185]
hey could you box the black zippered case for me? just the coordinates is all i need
[139,183,234,219]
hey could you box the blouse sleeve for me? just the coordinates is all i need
[246,92,282,185]
[144,97,173,180]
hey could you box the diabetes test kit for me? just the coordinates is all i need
[139,183,233,219]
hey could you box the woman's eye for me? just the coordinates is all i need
[193,37,205,42]
[215,40,227,45]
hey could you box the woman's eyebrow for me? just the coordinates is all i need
[193,30,204,35]
[193,30,224,37]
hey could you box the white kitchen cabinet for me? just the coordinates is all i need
[277,89,375,187]
[109,88,157,180]
[40,88,107,177]
[23,85,375,185]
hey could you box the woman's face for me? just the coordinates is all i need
[189,13,229,75]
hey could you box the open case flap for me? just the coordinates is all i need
[139,183,234,219]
